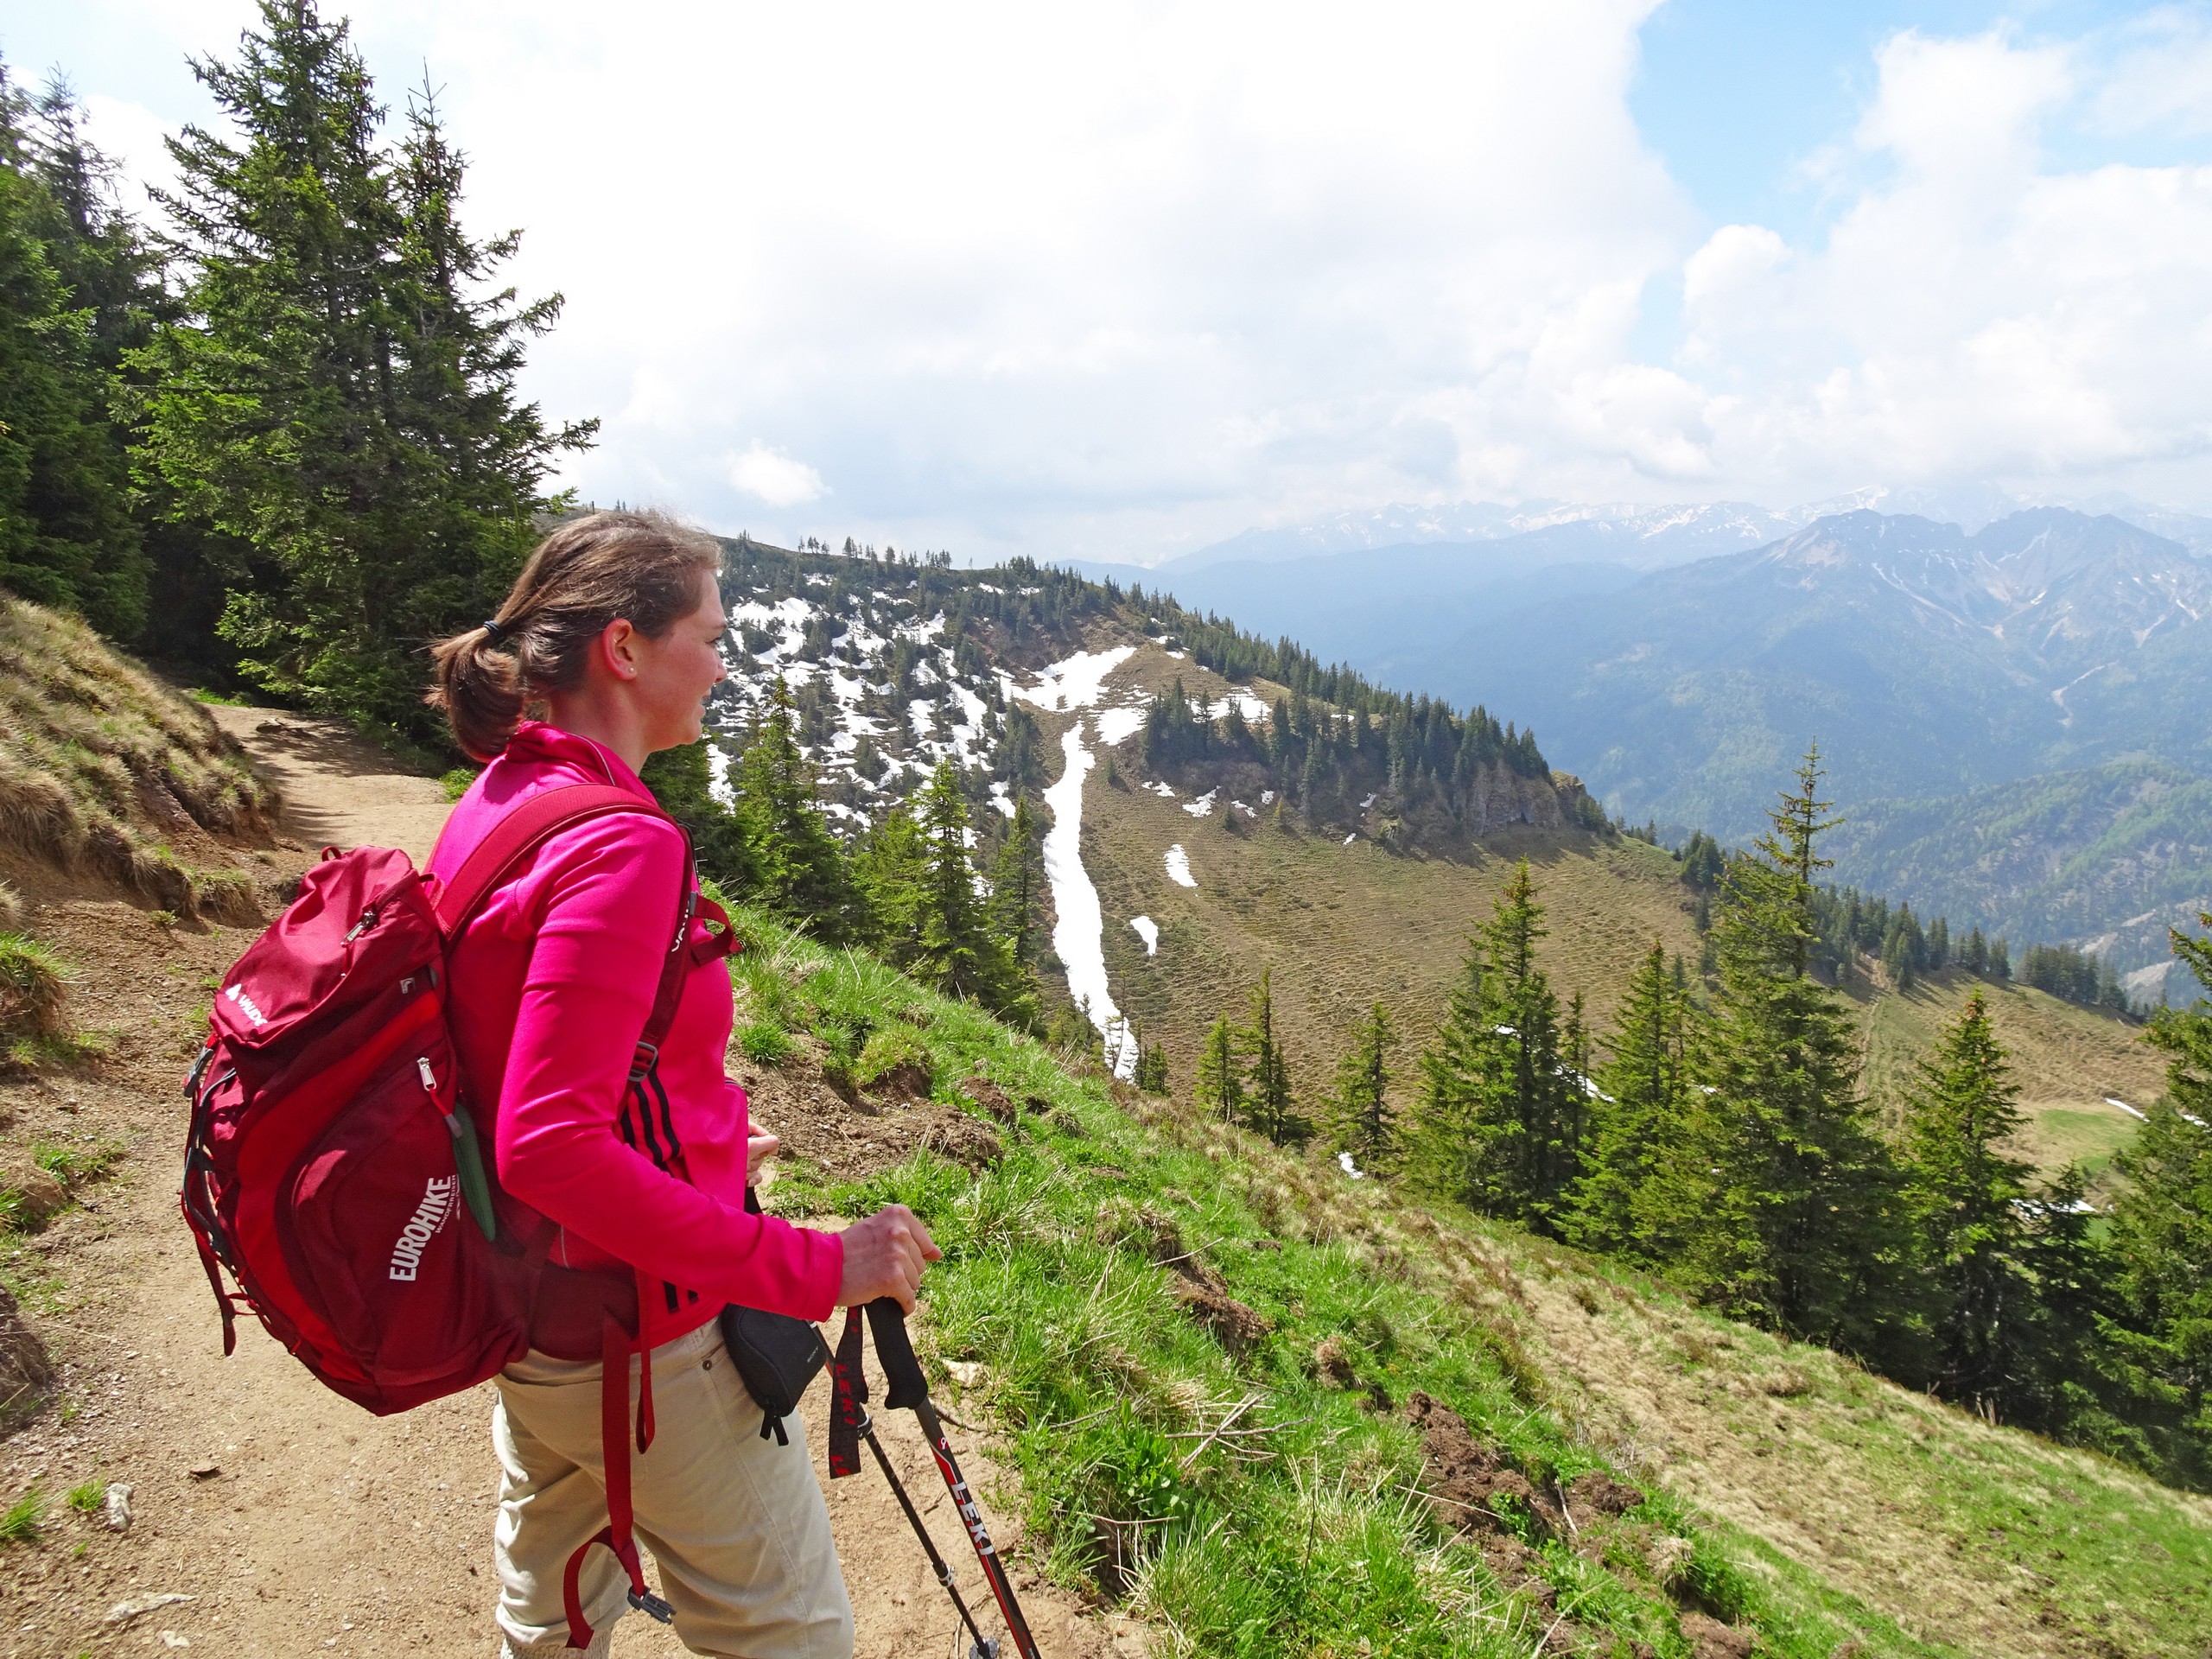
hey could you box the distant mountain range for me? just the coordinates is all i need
[1416,508,2209,823]
[1081,501,2212,994]
[1153,486,2212,570]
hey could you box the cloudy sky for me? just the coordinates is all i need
[10,0,2212,563]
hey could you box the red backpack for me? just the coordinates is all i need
[181,785,731,1643]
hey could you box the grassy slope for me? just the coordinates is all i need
[733,907,2212,1659]
[0,594,276,925]
[1071,639,2167,1186]
[1853,969,2163,1198]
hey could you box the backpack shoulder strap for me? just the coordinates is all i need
[432,784,674,938]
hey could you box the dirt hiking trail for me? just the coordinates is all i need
[1,707,1144,1659]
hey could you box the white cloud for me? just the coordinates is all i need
[24,2,2212,550]
[727,443,827,507]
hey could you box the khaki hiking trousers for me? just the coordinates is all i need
[492,1317,855,1659]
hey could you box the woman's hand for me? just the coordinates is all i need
[836,1204,942,1313]
[746,1133,779,1181]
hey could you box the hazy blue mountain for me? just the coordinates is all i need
[1173,498,1800,572]
[1085,543,1639,682]
[1412,503,2211,841]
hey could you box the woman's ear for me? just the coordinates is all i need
[597,617,640,682]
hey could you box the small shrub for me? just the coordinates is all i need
[737,1021,794,1066]
[440,767,479,802]
[0,1484,43,1544]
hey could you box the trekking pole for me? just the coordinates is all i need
[865,1299,1044,1659]
[856,1406,999,1659]
[830,1307,1007,1659]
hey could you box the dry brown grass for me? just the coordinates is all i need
[0,596,277,923]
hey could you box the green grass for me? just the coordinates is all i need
[65,1481,101,1515]
[186,686,251,706]
[737,906,1975,1658]
[0,1484,44,1544]
[736,1020,796,1066]
[32,1139,123,1186]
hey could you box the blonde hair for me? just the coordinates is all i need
[427,510,722,760]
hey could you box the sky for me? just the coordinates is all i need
[9,0,2212,564]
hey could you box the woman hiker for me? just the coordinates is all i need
[428,509,938,1657]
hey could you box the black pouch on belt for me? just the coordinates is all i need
[717,1186,833,1445]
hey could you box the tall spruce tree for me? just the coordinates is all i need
[1408,860,1579,1234]
[1642,750,1897,1345]
[855,803,928,955]
[987,792,1046,971]
[2105,915,2212,1484]
[1332,1001,1396,1173]
[639,741,758,898]
[0,65,149,635]
[732,679,866,942]
[1242,969,1301,1145]
[128,1,588,733]
[1197,1014,1244,1124]
[911,760,1027,1017]
[1900,989,2041,1416]
[1568,941,1695,1259]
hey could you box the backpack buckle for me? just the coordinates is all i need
[627,1041,659,1083]
[627,1588,675,1624]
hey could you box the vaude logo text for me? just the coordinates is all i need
[223,982,269,1027]
[388,1176,456,1281]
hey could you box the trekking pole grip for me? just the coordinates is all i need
[865,1298,930,1410]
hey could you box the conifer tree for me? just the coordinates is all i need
[733,679,866,942]
[1408,860,1578,1233]
[1568,942,1694,1259]
[1643,750,1897,1344]
[855,802,928,957]
[911,759,1028,1015]
[2106,916,2212,1478]
[639,741,758,898]
[128,1,588,732]
[1242,969,1302,1144]
[1900,989,2040,1414]
[1332,1001,1396,1173]
[1133,1031,1170,1094]
[987,791,1046,969]
[1197,1014,1244,1124]
[0,65,148,634]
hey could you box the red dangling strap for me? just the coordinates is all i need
[559,1315,655,1648]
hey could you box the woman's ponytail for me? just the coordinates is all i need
[426,511,722,761]
[428,622,529,762]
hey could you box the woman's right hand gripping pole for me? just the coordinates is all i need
[836,1204,941,1313]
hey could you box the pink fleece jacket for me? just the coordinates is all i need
[429,721,842,1342]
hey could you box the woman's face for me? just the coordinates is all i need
[632,569,729,753]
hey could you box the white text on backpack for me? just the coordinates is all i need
[389,1176,456,1281]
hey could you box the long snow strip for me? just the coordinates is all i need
[1043,727,1137,1078]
